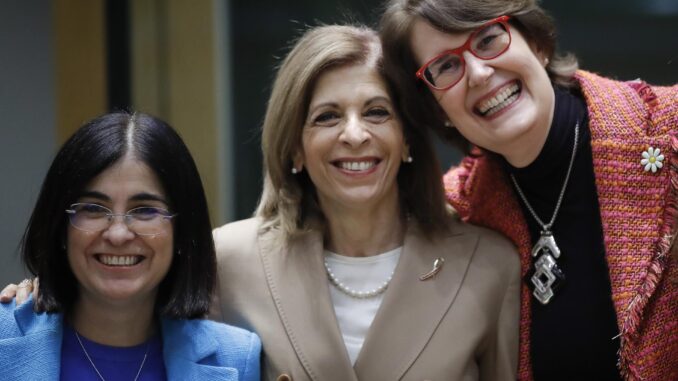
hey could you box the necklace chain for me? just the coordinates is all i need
[324,260,394,299]
[75,331,149,381]
[510,122,580,232]
[511,121,580,304]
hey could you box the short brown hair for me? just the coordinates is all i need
[256,24,450,240]
[380,0,578,150]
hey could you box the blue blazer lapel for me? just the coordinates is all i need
[164,356,239,380]
[0,300,62,381]
[161,318,240,380]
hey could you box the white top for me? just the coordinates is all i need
[324,247,402,365]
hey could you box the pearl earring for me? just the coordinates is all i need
[291,167,298,174]
[444,120,452,127]
[405,156,413,163]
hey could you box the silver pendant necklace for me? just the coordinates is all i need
[510,121,579,305]
[75,331,150,381]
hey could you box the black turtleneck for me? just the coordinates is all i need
[505,88,622,380]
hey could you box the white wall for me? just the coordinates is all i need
[0,0,56,286]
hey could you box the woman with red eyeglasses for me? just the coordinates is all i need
[381,1,677,381]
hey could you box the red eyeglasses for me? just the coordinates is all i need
[416,15,512,90]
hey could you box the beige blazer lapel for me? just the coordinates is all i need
[354,223,478,380]
[258,229,358,381]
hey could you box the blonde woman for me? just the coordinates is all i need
[212,25,520,380]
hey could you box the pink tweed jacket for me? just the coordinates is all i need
[444,71,677,381]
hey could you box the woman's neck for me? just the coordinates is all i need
[502,126,552,168]
[505,87,587,177]
[321,196,405,257]
[501,87,556,168]
[70,294,157,346]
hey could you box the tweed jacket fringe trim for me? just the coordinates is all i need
[443,71,677,381]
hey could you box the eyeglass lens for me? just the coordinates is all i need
[423,21,510,89]
[67,203,170,235]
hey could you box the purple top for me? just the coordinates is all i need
[61,324,167,380]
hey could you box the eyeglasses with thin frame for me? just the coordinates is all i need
[65,203,177,236]
[416,15,512,90]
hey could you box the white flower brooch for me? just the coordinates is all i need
[641,147,664,173]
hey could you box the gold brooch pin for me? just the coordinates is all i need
[419,257,445,281]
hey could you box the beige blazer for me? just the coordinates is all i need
[213,217,520,381]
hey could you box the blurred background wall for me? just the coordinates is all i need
[1,0,676,285]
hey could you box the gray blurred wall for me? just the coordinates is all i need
[0,1,56,286]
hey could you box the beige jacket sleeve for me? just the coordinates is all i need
[479,251,521,381]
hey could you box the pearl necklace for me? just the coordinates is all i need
[324,260,394,299]
[75,331,149,381]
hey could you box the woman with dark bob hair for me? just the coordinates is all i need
[211,24,520,380]
[380,0,677,380]
[0,112,260,380]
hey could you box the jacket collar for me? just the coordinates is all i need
[161,318,239,380]
[13,296,62,336]
[1,298,63,379]
[353,222,477,380]
[258,226,355,381]
[258,221,478,380]
[5,299,239,380]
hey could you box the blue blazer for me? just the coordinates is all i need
[0,298,261,381]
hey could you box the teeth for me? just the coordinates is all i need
[339,161,376,171]
[478,83,520,115]
[99,255,141,266]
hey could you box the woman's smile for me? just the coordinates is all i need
[299,63,407,211]
[474,80,522,118]
[95,254,145,267]
[411,18,554,167]
[68,155,173,304]
[333,157,381,174]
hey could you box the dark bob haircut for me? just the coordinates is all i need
[21,111,215,319]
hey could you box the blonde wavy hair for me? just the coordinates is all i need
[256,24,450,241]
